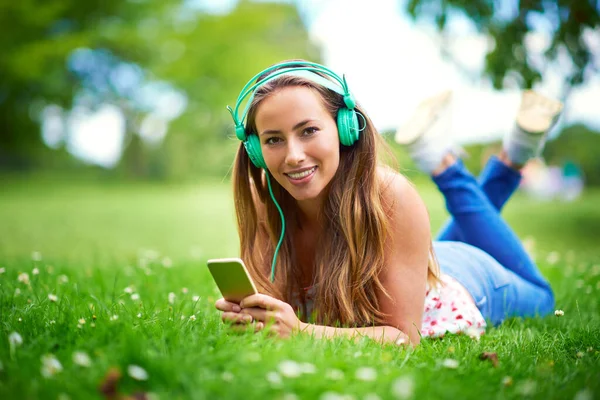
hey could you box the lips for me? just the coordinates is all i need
[284,166,317,180]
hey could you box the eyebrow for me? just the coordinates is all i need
[259,119,314,136]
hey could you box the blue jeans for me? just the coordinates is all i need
[431,156,555,325]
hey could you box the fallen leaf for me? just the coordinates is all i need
[99,368,121,400]
[480,352,499,368]
[98,367,149,400]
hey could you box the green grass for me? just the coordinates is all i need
[0,176,599,399]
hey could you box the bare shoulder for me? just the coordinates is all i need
[376,166,428,218]
[376,165,431,255]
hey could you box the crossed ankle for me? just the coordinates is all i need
[431,153,460,177]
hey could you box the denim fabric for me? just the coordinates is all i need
[431,156,554,325]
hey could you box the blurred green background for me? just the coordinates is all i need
[1,0,599,183]
[1,3,599,398]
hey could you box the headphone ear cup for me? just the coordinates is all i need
[337,107,360,146]
[243,134,267,169]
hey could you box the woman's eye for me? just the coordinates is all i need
[303,127,318,136]
[265,137,281,145]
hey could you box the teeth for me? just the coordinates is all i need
[287,167,316,179]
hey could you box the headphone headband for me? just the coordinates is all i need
[227,62,355,141]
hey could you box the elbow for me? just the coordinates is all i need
[409,334,421,347]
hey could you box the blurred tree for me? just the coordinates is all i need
[405,0,600,90]
[0,0,175,170]
[0,0,319,180]
[544,123,600,185]
[130,0,320,179]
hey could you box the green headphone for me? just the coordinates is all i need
[227,61,361,169]
[226,61,361,282]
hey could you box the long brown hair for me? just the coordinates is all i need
[232,61,440,326]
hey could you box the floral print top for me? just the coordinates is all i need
[421,274,486,338]
[296,273,486,339]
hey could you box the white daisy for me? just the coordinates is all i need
[266,371,283,387]
[442,359,459,369]
[300,362,316,374]
[391,375,415,399]
[325,369,344,380]
[162,257,173,268]
[127,364,149,381]
[319,392,346,400]
[516,379,537,396]
[9,332,23,347]
[17,273,30,285]
[278,360,302,378]
[221,371,234,382]
[72,351,92,367]
[41,354,63,378]
[355,367,377,381]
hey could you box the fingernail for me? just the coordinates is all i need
[232,305,241,312]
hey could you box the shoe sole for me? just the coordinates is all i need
[516,90,563,134]
[394,90,452,145]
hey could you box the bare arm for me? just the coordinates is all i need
[375,169,432,345]
[298,322,409,346]
[217,294,409,346]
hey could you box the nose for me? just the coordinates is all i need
[284,138,305,166]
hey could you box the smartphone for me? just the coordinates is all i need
[206,257,258,304]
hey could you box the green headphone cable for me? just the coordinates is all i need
[265,172,286,283]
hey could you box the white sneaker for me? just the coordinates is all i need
[503,90,563,165]
[395,90,456,173]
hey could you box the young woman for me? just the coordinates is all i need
[216,60,562,346]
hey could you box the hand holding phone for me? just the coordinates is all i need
[207,258,258,304]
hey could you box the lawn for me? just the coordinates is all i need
[0,175,598,399]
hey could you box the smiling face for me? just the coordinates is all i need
[254,86,340,206]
